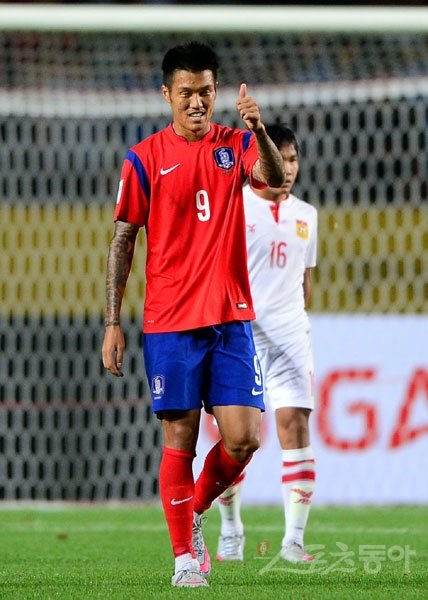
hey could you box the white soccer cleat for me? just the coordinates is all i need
[192,513,211,577]
[280,541,314,563]
[171,559,209,588]
[216,534,245,561]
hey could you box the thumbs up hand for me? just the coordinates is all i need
[236,83,262,132]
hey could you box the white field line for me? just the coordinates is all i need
[0,523,423,535]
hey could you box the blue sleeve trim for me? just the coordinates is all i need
[126,149,151,199]
[242,131,253,152]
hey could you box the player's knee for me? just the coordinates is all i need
[224,431,260,462]
[242,432,260,456]
[162,413,199,451]
[287,418,308,437]
[278,414,310,447]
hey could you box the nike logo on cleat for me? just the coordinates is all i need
[251,388,263,396]
[170,495,193,505]
[160,163,180,175]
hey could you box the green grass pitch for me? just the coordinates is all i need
[0,505,426,599]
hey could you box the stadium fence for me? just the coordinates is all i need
[0,5,427,500]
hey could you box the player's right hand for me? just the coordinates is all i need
[102,325,125,377]
[236,83,263,132]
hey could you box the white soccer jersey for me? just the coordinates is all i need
[244,186,318,349]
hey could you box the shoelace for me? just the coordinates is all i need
[177,568,201,583]
[221,535,242,557]
[192,515,207,557]
[285,541,304,551]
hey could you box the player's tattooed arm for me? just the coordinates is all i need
[104,220,139,326]
[236,83,285,188]
[252,128,285,189]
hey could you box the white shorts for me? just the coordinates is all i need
[257,330,314,411]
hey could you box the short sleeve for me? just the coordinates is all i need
[114,149,150,227]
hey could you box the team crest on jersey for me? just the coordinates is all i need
[214,147,235,170]
[151,375,165,398]
[296,219,309,239]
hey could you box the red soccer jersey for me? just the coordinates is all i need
[114,122,262,333]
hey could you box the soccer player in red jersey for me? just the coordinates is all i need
[102,42,285,588]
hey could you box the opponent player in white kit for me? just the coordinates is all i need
[216,125,318,563]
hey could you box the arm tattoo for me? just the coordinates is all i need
[252,128,285,188]
[105,221,139,326]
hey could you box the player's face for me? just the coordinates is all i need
[161,69,217,142]
[268,143,299,198]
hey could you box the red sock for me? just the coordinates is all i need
[159,446,195,557]
[194,441,250,515]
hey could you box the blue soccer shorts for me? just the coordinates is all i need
[143,321,265,416]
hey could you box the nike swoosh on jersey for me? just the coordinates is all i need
[170,495,193,505]
[251,388,263,396]
[160,163,181,175]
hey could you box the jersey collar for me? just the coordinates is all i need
[166,122,216,145]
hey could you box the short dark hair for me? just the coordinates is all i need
[162,41,219,88]
[265,124,300,156]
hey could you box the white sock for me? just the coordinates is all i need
[281,446,315,548]
[218,481,244,536]
[175,552,196,573]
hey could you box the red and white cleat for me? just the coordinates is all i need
[172,559,209,588]
[280,541,314,563]
[192,513,211,577]
[216,534,245,561]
